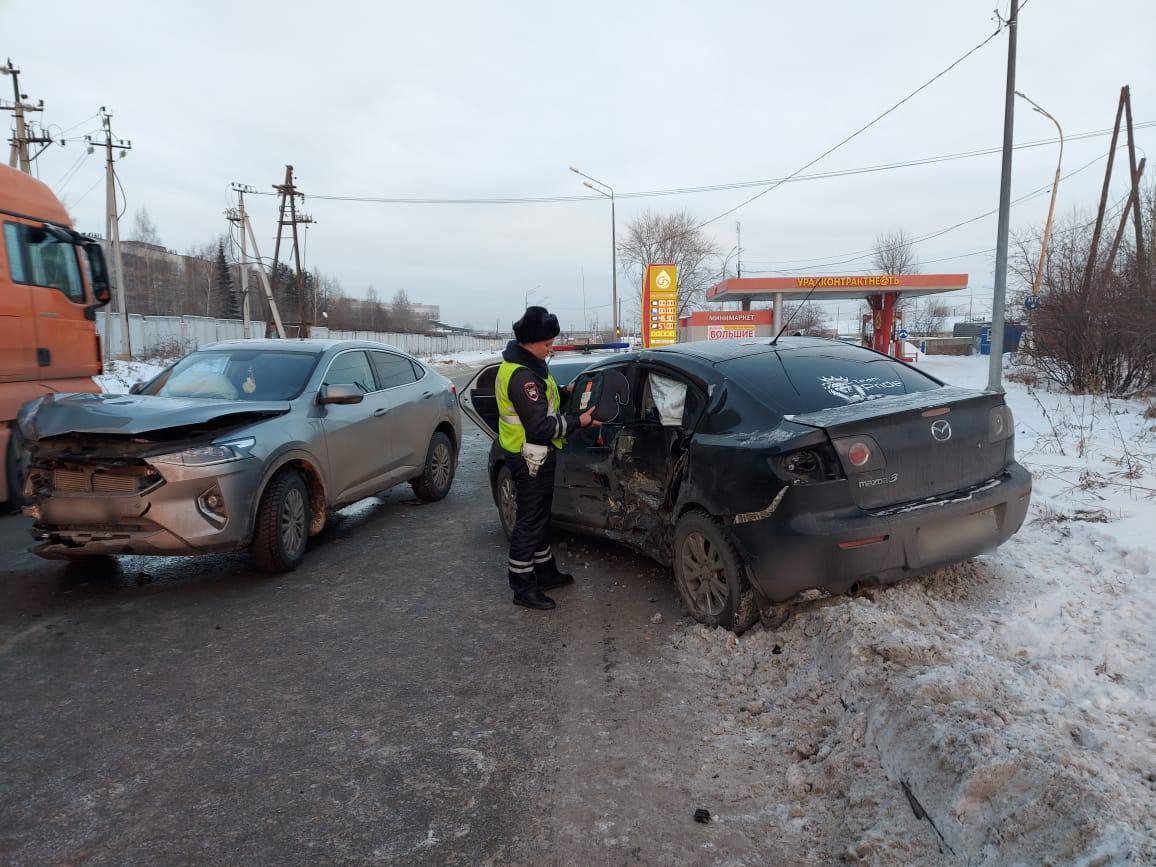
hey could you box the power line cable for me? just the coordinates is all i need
[742,147,1124,274]
[692,17,1008,230]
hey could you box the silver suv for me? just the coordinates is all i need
[20,339,461,571]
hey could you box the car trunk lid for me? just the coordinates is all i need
[787,386,1006,509]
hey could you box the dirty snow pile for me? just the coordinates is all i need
[93,359,168,394]
[671,353,1156,864]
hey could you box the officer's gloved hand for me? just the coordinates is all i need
[521,443,549,477]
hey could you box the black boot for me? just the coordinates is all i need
[537,569,574,590]
[535,557,574,590]
[513,588,556,610]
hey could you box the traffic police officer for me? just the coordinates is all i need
[498,306,600,610]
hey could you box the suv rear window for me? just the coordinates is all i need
[721,346,941,414]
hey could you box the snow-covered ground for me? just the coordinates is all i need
[670,353,1156,864]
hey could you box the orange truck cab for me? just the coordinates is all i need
[1,162,111,507]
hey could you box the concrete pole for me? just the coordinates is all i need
[238,190,251,332]
[103,114,131,360]
[987,0,1019,392]
[244,215,286,338]
[773,293,784,334]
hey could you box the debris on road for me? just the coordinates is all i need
[693,808,711,824]
[649,612,663,624]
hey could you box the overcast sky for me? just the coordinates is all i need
[4,0,1155,332]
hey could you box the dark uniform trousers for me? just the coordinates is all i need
[507,449,561,593]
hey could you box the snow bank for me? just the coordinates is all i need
[671,354,1156,863]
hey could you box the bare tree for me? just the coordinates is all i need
[617,210,726,317]
[871,229,920,275]
[1010,195,1155,394]
[391,289,415,333]
[130,207,162,246]
[780,302,825,335]
[907,298,952,335]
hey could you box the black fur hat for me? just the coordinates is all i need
[513,305,560,343]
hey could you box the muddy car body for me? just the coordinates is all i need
[462,338,1032,631]
[21,339,460,571]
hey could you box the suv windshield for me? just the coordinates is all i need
[721,345,941,415]
[144,350,320,401]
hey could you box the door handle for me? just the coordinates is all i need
[374,407,388,417]
[422,391,433,399]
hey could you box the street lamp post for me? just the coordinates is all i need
[569,167,618,340]
[1015,91,1064,297]
[524,284,541,309]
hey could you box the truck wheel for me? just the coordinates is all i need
[3,430,27,512]
[494,463,516,540]
[673,510,758,635]
[410,432,455,502]
[250,470,310,573]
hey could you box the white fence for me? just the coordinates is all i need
[96,313,505,360]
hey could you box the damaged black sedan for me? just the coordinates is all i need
[461,338,1031,632]
[20,340,461,571]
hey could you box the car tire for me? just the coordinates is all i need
[410,432,455,502]
[494,462,516,540]
[250,469,310,573]
[3,429,27,513]
[672,510,758,635]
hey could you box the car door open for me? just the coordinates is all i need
[459,363,500,439]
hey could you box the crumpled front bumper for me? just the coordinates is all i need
[28,458,263,559]
[727,463,1033,603]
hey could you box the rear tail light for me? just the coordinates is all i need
[775,443,845,484]
[988,405,1014,442]
[451,384,458,396]
[832,435,886,473]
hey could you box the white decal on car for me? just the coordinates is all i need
[819,375,904,404]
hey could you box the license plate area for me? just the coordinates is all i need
[911,506,1000,566]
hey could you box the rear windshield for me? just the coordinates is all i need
[144,350,320,401]
[720,346,941,414]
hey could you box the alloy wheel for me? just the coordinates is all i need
[432,442,452,490]
[499,472,517,533]
[679,531,728,617]
[281,487,306,557]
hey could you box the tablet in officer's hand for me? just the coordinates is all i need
[591,370,630,423]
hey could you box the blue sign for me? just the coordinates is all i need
[1024,295,1040,311]
[897,328,909,341]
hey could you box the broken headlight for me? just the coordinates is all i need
[150,437,256,467]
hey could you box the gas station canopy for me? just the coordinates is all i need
[704,273,970,358]
[706,273,969,303]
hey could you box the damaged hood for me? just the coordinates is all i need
[20,393,292,441]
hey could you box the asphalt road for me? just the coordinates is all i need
[0,371,777,865]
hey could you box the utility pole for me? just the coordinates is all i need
[736,222,742,278]
[1,60,52,173]
[227,183,257,333]
[987,0,1018,393]
[229,192,286,339]
[270,165,314,338]
[87,108,133,360]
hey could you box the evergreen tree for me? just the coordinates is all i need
[214,240,241,319]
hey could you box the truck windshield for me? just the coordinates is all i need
[143,350,320,401]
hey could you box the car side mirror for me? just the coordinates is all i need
[81,239,112,307]
[128,382,145,395]
[317,384,364,406]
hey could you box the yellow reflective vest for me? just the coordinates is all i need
[496,361,566,453]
